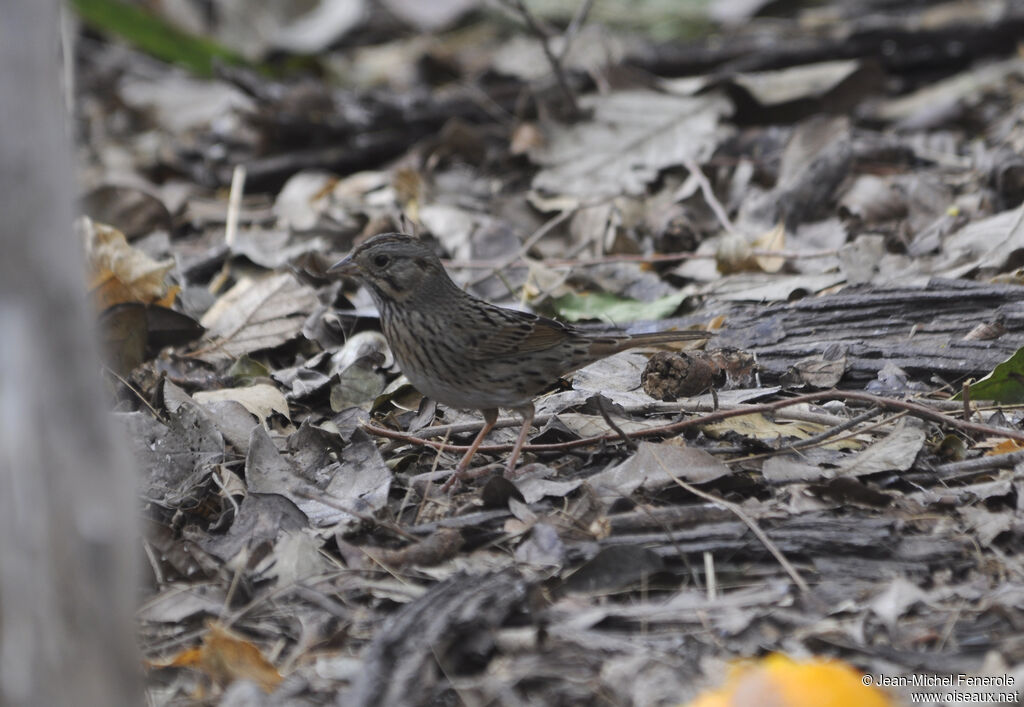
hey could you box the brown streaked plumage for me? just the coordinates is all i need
[330,233,708,489]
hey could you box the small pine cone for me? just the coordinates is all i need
[642,351,714,401]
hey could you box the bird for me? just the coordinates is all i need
[329,233,708,489]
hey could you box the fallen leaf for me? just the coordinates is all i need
[148,621,283,693]
[198,272,318,362]
[194,383,290,425]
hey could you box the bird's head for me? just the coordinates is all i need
[328,233,454,304]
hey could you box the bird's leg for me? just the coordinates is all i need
[441,408,498,492]
[504,402,536,477]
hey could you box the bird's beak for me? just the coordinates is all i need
[328,255,359,277]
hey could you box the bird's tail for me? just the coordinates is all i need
[588,329,709,357]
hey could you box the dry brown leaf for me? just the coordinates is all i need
[983,438,1024,456]
[148,621,283,693]
[81,217,175,310]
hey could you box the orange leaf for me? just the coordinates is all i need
[146,621,283,693]
[985,438,1024,456]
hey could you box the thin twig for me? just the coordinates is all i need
[292,487,419,542]
[651,448,810,594]
[932,448,1024,478]
[596,396,637,450]
[467,208,576,287]
[682,157,734,234]
[362,389,1024,455]
[557,0,594,64]
[505,0,580,117]
[733,406,887,465]
[102,366,164,420]
[208,164,246,295]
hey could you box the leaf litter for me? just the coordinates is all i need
[69,0,1024,704]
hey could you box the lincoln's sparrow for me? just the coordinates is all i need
[330,233,707,488]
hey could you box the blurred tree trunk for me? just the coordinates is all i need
[0,2,140,705]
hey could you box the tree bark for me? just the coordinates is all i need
[0,2,140,705]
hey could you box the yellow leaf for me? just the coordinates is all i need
[687,654,893,707]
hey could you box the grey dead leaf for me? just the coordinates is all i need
[838,234,886,285]
[320,432,392,519]
[761,453,833,484]
[505,497,537,528]
[514,523,566,570]
[571,352,660,408]
[907,475,1014,508]
[245,425,350,527]
[199,492,308,564]
[704,271,847,302]
[781,348,847,388]
[198,272,319,362]
[194,383,290,425]
[731,59,864,106]
[787,218,846,275]
[264,529,332,589]
[118,74,254,132]
[514,476,583,504]
[81,184,172,240]
[570,259,683,303]
[418,204,478,260]
[491,25,628,82]
[936,206,1024,279]
[330,330,392,376]
[215,0,367,57]
[959,506,1015,547]
[839,175,906,224]
[563,545,664,594]
[868,56,1024,126]
[331,361,386,411]
[196,399,260,455]
[690,386,783,408]
[600,656,692,707]
[287,422,346,480]
[137,585,226,624]
[529,90,733,198]
[273,363,333,401]
[117,389,224,508]
[836,417,926,478]
[589,441,731,498]
[555,412,652,439]
[380,0,477,31]
[230,228,329,269]
[778,115,851,188]
[869,577,928,628]
[273,171,340,231]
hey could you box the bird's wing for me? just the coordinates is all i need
[460,304,573,361]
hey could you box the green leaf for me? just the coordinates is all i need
[228,355,271,385]
[955,347,1024,403]
[70,0,248,77]
[551,291,688,323]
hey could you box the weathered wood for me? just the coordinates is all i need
[349,570,527,707]
[707,279,1024,384]
[0,2,140,704]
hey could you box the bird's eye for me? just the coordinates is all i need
[373,254,391,268]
